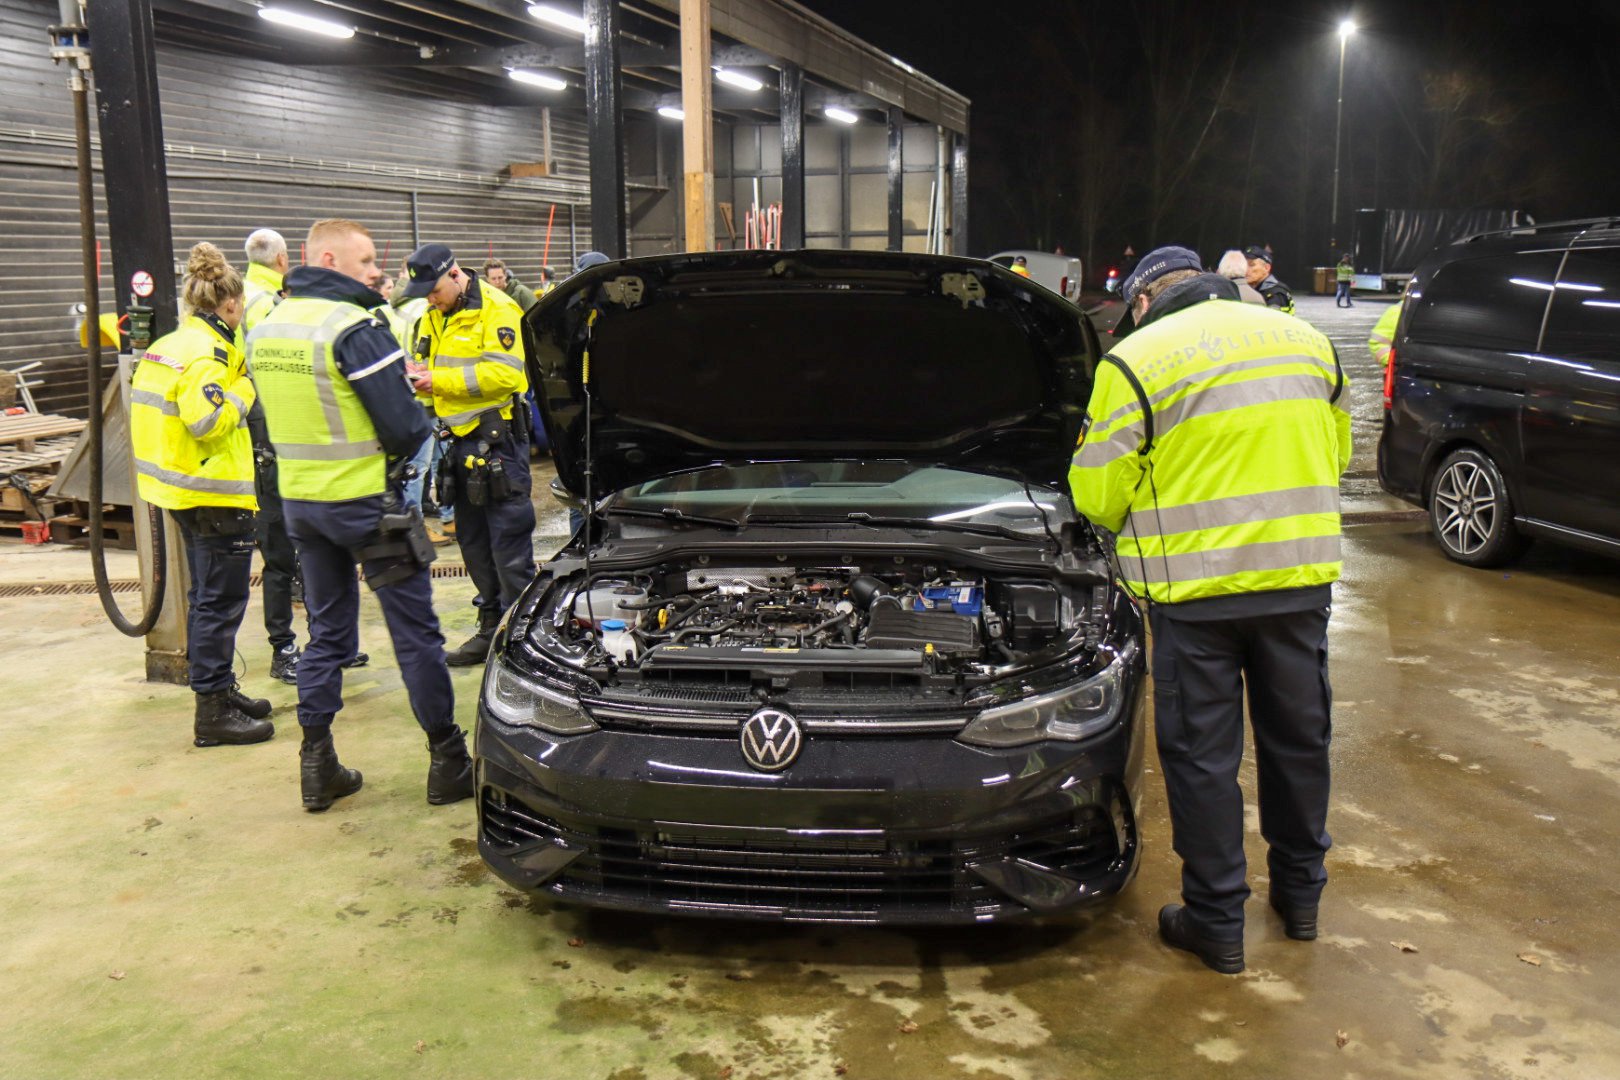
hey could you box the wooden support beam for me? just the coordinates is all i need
[679,0,714,252]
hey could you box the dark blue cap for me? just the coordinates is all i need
[1242,245,1273,265]
[401,243,455,298]
[574,250,611,272]
[1122,245,1204,305]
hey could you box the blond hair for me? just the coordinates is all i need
[181,242,243,315]
[306,218,372,257]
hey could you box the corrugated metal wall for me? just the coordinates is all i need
[0,0,592,416]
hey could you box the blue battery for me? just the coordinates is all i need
[915,585,982,617]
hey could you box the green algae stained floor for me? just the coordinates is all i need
[3,531,1620,1080]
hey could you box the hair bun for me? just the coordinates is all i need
[186,241,230,283]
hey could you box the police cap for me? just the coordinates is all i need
[401,243,455,298]
[1122,245,1204,306]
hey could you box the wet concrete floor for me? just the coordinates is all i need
[3,295,1619,1077]
[2,518,1617,1078]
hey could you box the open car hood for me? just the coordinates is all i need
[525,250,1098,499]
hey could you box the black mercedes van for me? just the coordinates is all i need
[1377,218,1620,566]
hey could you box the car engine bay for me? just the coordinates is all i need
[520,556,1118,691]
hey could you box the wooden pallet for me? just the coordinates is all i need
[0,437,80,472]
[46,512,136,550]
[0,413,87,453]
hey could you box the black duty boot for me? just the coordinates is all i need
[269,644,301,686]
[228,682,273,721]
[1269,887,1320,941]
[193,690,275,748]
[300,734,363,812]
[445,608,501,667]
[1158,904,1245,975]
[426,726,475,805]
[341,652,370,669]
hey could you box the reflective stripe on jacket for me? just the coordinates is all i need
[417,273,528,436]
[246,296,387,502]
[1068,299,1351,604]
[1368,300,1402,367]
[242,262,284,334]
[130,315,258,511]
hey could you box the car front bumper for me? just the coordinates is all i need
[474,667,1146,925]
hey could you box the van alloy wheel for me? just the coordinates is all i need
[1433,458,1496,557]
[1428,448,1528,568]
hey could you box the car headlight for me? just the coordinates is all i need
[482,652,599,735]
[957,645,1133,748]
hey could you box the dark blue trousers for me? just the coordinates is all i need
[284,496,455,738]
[452,433,536,614]
[1149,605,1333,940]
[173,508,255,693]
[254,466,299,653]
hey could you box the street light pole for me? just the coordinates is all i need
[1330,19,1355,257]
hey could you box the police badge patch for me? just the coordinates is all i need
[203,383,226,406]
[497,326,516,351]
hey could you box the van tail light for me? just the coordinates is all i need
[1059,275,1069,297]
[1382,346,1396,410]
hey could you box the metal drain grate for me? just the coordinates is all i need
[0,562,470,600]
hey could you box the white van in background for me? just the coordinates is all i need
[987,250,1084,304]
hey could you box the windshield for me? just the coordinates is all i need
[612,461,1074,536]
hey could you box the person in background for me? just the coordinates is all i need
[536,266,556,297]
[1368,280,1412,367]
[242,229,288,329]
[130,242,274,748]
[1070,245,1350,975]
[1243,245,1295,314]
[242,228,308,684]
[403,244,536,665]
[249,218,471,812]
[482,258,539,311]
[1010,255,1031,278]
[1217,250,1266,304]
[1335,253,1355,308]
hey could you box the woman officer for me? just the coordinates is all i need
[130,242,276,748]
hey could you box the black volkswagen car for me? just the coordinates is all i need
[473,250,1147,924]
[1378,218,1620,565]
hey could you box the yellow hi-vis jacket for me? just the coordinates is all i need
[242,262,284,334]
[129,314,258,511]
[415,273,528,437]
[246,296,387,502]
[1368,300,1402,367]
[1069,298,1351,604]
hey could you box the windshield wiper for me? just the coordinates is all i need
[743,511,1050,545]
[601,506,742,530]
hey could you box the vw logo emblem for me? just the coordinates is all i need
[740,708,802,772]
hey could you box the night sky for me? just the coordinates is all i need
[800,0,1620,286]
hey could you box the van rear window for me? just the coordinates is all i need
[1407,252,1562,352]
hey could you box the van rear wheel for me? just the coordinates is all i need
[1428,448,1529,567]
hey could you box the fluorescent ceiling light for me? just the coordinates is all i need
[714,67,763,92]
[657,105,685,120]
[258,6,355,39]
[508,69,567,90]
[824,106,859,125]
[528,4,586,34]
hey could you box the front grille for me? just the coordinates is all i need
[482,788,1118,918]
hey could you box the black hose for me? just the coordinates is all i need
[73,68,163,636]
